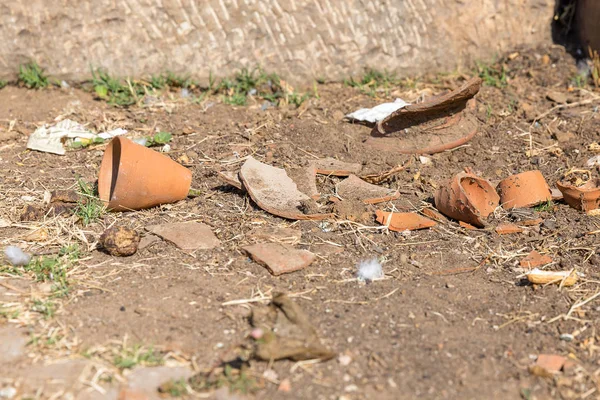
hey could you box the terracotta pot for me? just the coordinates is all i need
[496,170,552,209]
[434,172,499,227]
[98,137,192,211]
[556,179,600,212]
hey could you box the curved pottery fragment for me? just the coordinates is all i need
[497,170,552,209]
[434,172,499,227]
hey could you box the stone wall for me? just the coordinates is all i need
[0,0,554,84]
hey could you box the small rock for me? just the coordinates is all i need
[20,205,45,221]
[554,131,575,143]
[542,220,557,230]
[99,226,140,257]
[146,222,220,251]
[262,369,278,382]
[278,378,292,392]
[419,156,431,165]
[3,246,31,266]
[23,228,49,242]
[559,333,574,342]
[546,91,568,104]
[338,353,353,366]
[50,190,80,204]
[243,243,316,275]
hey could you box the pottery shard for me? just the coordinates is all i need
[287,165,320,200]
[520,250,552,268]
[375,210,436,231]
[239,157,332,220]
[535,354,567,374]
[147,222,220,251]
[336,175,399,204]
[495,223,524,235]
[311,158,362,176]
[244,243,316,275]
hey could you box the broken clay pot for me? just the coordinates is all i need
[556,179,600,212]
[434,172,500,228]
[365,78,482,154]
[375,210,436,231]
[98,137,192,211]
[497,170,552,209]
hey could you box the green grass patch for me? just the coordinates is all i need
[158,379,189,397]
[75,179,106,225]
[113,344,164,370]
[23,245,81,297]
[0,80,7,90]
[191,364,258,394]
[476,61,508,88]
[18,62,49,89]
[534,200,554,213]
[31,299,56,319]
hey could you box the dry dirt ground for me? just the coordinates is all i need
[2,45,600,400]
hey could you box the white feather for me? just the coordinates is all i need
[357,258,383,281]
[4,246,32,266]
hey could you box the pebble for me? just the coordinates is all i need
[0,387,16,399]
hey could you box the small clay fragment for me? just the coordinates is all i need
[250,292,335,361]
[495,223,524,235]
[311,158,362,177]
[459,221,478,230]
[239,157,332,220]
[147,222,220,251]
[375,210,436,231]
[520,250,552,269]
[517,218,544,226]
[244,243,316,275]
[535,354,568,374]
[336,175,399,204]
[99,226,140,257]
[20,205,45,222]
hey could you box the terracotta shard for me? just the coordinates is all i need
[239,157,332,220]
[287,165,320,200]
[146,222,220,251]
[497,170,552,209]
[517,218,544,226]
[459,221,478,230]
[422,208,447,222]
[535,354,567,374]
[520,250,553,269]
[336,175,399,204]
[217,170,245,191]
[244,243,316,276]
[365,78,482,154]
[311,158,362,177]
[434,172,500,228]
[375,210,436,231]
[556,179,600,212]
[495,223,524,235]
